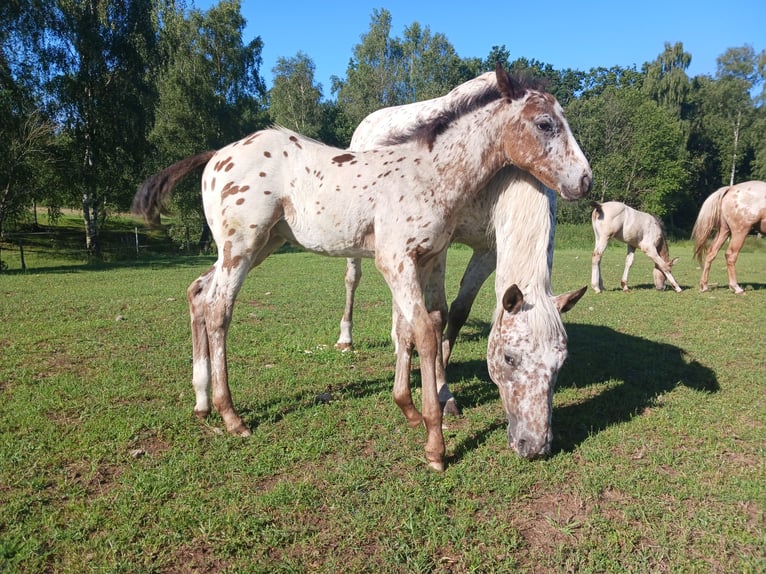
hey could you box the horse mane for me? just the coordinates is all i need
[383,73,545,151]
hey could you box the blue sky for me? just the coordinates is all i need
[194,1,764,95]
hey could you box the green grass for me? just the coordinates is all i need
[1,226,765,573]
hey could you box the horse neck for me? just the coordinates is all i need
[428,102,511,199]
[490,170,555,301]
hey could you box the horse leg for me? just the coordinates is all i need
[335,257,362,350]
[188,265,215,418]
[724,228,748,294]
[700,227,730,292]
[424,251,458,416]
[591,236,607,293]
[621,245,636,291]
[443,247,495,366]
[644,247,683,292]
[390,305,420,426]
[377,253,445,471]
[205,233,284,436]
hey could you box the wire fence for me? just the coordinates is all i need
[0,228,196,272]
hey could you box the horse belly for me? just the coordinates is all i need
[278,207,376,259]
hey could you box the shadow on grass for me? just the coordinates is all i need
[447,321,719,462]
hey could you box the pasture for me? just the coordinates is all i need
[1,231,764,573]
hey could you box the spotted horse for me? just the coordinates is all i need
[132,64,592,470]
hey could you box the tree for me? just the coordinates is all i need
[333,9,404,135]
[269,52,323,138]
[333,9,468,144]
[642,42,692,117]
[0,1,54,234]
[565,86,689,219]
[148,0,266,250]
[39,0,158,255]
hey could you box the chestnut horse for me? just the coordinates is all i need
[590,201,681,293]
[132,65,592,469]
[692,180,766,294]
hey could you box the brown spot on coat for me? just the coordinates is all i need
[332,153,356,165]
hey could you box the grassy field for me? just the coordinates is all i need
[1,227,764,573]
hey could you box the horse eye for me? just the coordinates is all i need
[537,120,554,133]
[504,353,518,367]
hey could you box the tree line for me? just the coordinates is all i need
[2,0,764,254]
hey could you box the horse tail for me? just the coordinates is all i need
[590,200,603,221]
[692,186,728,264]
[131,150,216,224]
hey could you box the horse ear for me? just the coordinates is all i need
[669,257,679,266]
[495,62,525,100]
[555,286,587,313]
[502,284,525,314]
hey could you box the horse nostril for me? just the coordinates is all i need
[581,173,593,195]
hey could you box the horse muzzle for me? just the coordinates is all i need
[507,420,552,460]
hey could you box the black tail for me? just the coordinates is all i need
[132,151,215,225]
[590,200,603,218]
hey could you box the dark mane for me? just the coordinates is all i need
[383,74,546,151]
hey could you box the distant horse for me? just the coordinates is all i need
[335,71,585,422]
[692,180,766,294]
[590,201,681,293]
[132,65,592,470]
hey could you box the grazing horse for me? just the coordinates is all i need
[335,71,587,428]
[590,201,681,293]
[132,65,592,470]
[692,180,766,294]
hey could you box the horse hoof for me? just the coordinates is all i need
[193,409,210,420]
[334,342,353,351]
[427,460,445,472]
[229,424,252,437]
[442,398,461,417]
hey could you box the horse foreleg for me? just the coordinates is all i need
[335,257,362,350]
[725,229,748,294]
[378,256,445,471]
[700,228,729,292]
[621,245,636,291]
[188,266,215,418]
[443,248,495,366]
[387,304,418,424]
[423,254,458,416]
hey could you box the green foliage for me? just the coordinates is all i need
[567,86,690,216]
[268,52,324,138]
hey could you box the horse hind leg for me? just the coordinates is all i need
[188,266,215,419]
[700,228,729,292]
[621,245,636,291]
[591,237,608,293]
[335,258,362,350]
[205,232,285,436]
[725,229,749,294]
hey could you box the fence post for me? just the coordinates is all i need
[135,227,140,255]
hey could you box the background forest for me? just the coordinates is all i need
[1,0,765,255]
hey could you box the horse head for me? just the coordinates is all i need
[486,284,587,459]
[493,64,592,201]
